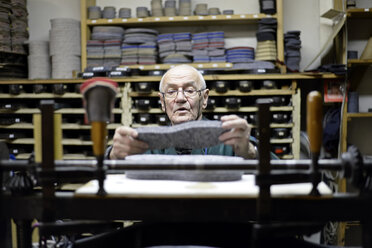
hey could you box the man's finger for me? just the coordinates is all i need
[115,126,138,138]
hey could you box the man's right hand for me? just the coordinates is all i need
[110,126,149,159]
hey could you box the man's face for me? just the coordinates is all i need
[159,69,209,125]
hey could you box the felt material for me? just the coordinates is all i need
[137,120,228,150]
[125,154,243,182]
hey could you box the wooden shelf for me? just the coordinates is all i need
[0,123,33,129]
[120,63,233,70]
[61,123,121,130]
[347,59,372,66]
[0,72,342,85]
[0,108,122,114]
[132,106,293,114]
[347,112,372,120]
[0,93,122,99]
[129,89,294,97]
[0,79,84,85]
[62,139,113,146]
[15,153,32,159]
[1,138,35,144]
[0,108,40,114]
[63,154,95,160]
[347,8,372,18]
[280,154,294,159]
[87,14,276,26]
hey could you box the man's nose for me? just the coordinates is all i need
[175,89,187,102]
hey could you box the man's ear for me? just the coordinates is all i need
[202,89,209,109]
[158,92,166,112]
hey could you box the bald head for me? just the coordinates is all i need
[159,64,206,92]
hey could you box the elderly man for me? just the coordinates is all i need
[108,64,257,159]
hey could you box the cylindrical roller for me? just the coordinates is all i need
[307,91,323,155]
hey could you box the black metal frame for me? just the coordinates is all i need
[1,100,372,247]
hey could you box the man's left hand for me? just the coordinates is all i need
[219,115,256,159]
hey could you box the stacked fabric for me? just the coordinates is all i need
[28,40,50,79]
[119,8,131,18]
[91,26,124,41]
[86,40,104,67]
[121,28,158,65]
[232,61,275,70]
[158,32,192,64]
[226,47,254,63]
[208,31,225,62]
[102,6,116,19]
[88,26,124,68]
[259,0,276,14]
[88,6,102,19]
[103,39,122,68]
[0,1,11,52]
[179,0,191,16]
[192,32,209,63]
[151,0,163,17]
[192,31,226,63]
[284,30,301,72]
[138,42,157,65]
[10,0,28,54]
[121,43,138,65]
[49,18,81,79]
[255,18,277,61]
[164,0,177,16]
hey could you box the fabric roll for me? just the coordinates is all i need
[28,55,51,79]
[50,18,81,78]
[52,55,80,79]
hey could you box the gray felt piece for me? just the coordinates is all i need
[136,120,228,149]
[125,154,243,182]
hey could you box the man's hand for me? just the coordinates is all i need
[110,126,149,159]
[219,115,256,159]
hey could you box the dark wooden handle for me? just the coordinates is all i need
[307,91,323,155]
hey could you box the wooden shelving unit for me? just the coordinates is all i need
[0,0,344,160]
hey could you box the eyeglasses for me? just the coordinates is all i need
[160,88,206,99]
